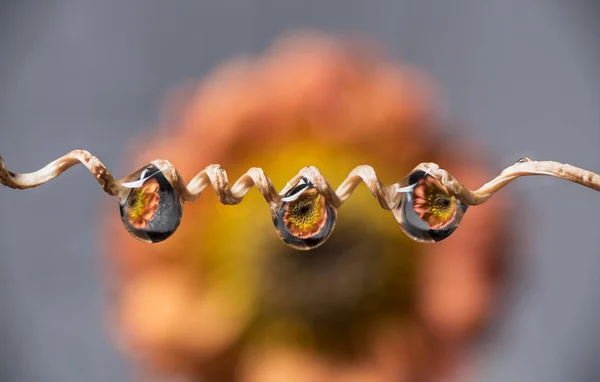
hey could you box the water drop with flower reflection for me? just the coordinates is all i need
[119,164,183,243]
[393,170,467,242]
[273,177,337,250]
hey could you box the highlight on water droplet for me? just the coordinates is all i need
[119,164,183,243]
[272,177,337,250]
[392,170,467,242]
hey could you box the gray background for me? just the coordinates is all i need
[0,1,599,381]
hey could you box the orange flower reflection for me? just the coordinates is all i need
[102,33,512,381]
[126,178,160,229]
[412,176,457,230]
[283,189,328,239]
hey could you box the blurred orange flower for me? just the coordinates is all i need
[102,32,512,381]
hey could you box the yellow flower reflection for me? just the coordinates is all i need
[412,176,457,230]
[126,178,160,229]
[283,188,328,239]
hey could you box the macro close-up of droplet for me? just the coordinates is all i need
[273,177,337,250]
[393,170,467,242]
[119,164,183,243]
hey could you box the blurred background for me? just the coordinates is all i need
[0,1,599,381]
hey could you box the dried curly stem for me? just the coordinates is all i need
[0,151,598,209]
[0,149,120,195]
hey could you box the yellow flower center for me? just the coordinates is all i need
[425,188,454,221]
[283,189,327,238]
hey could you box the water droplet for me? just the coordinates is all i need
[273,177,337,250]
[119,164,183,243]
[516,157,530,164]
[392,171,467,242]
